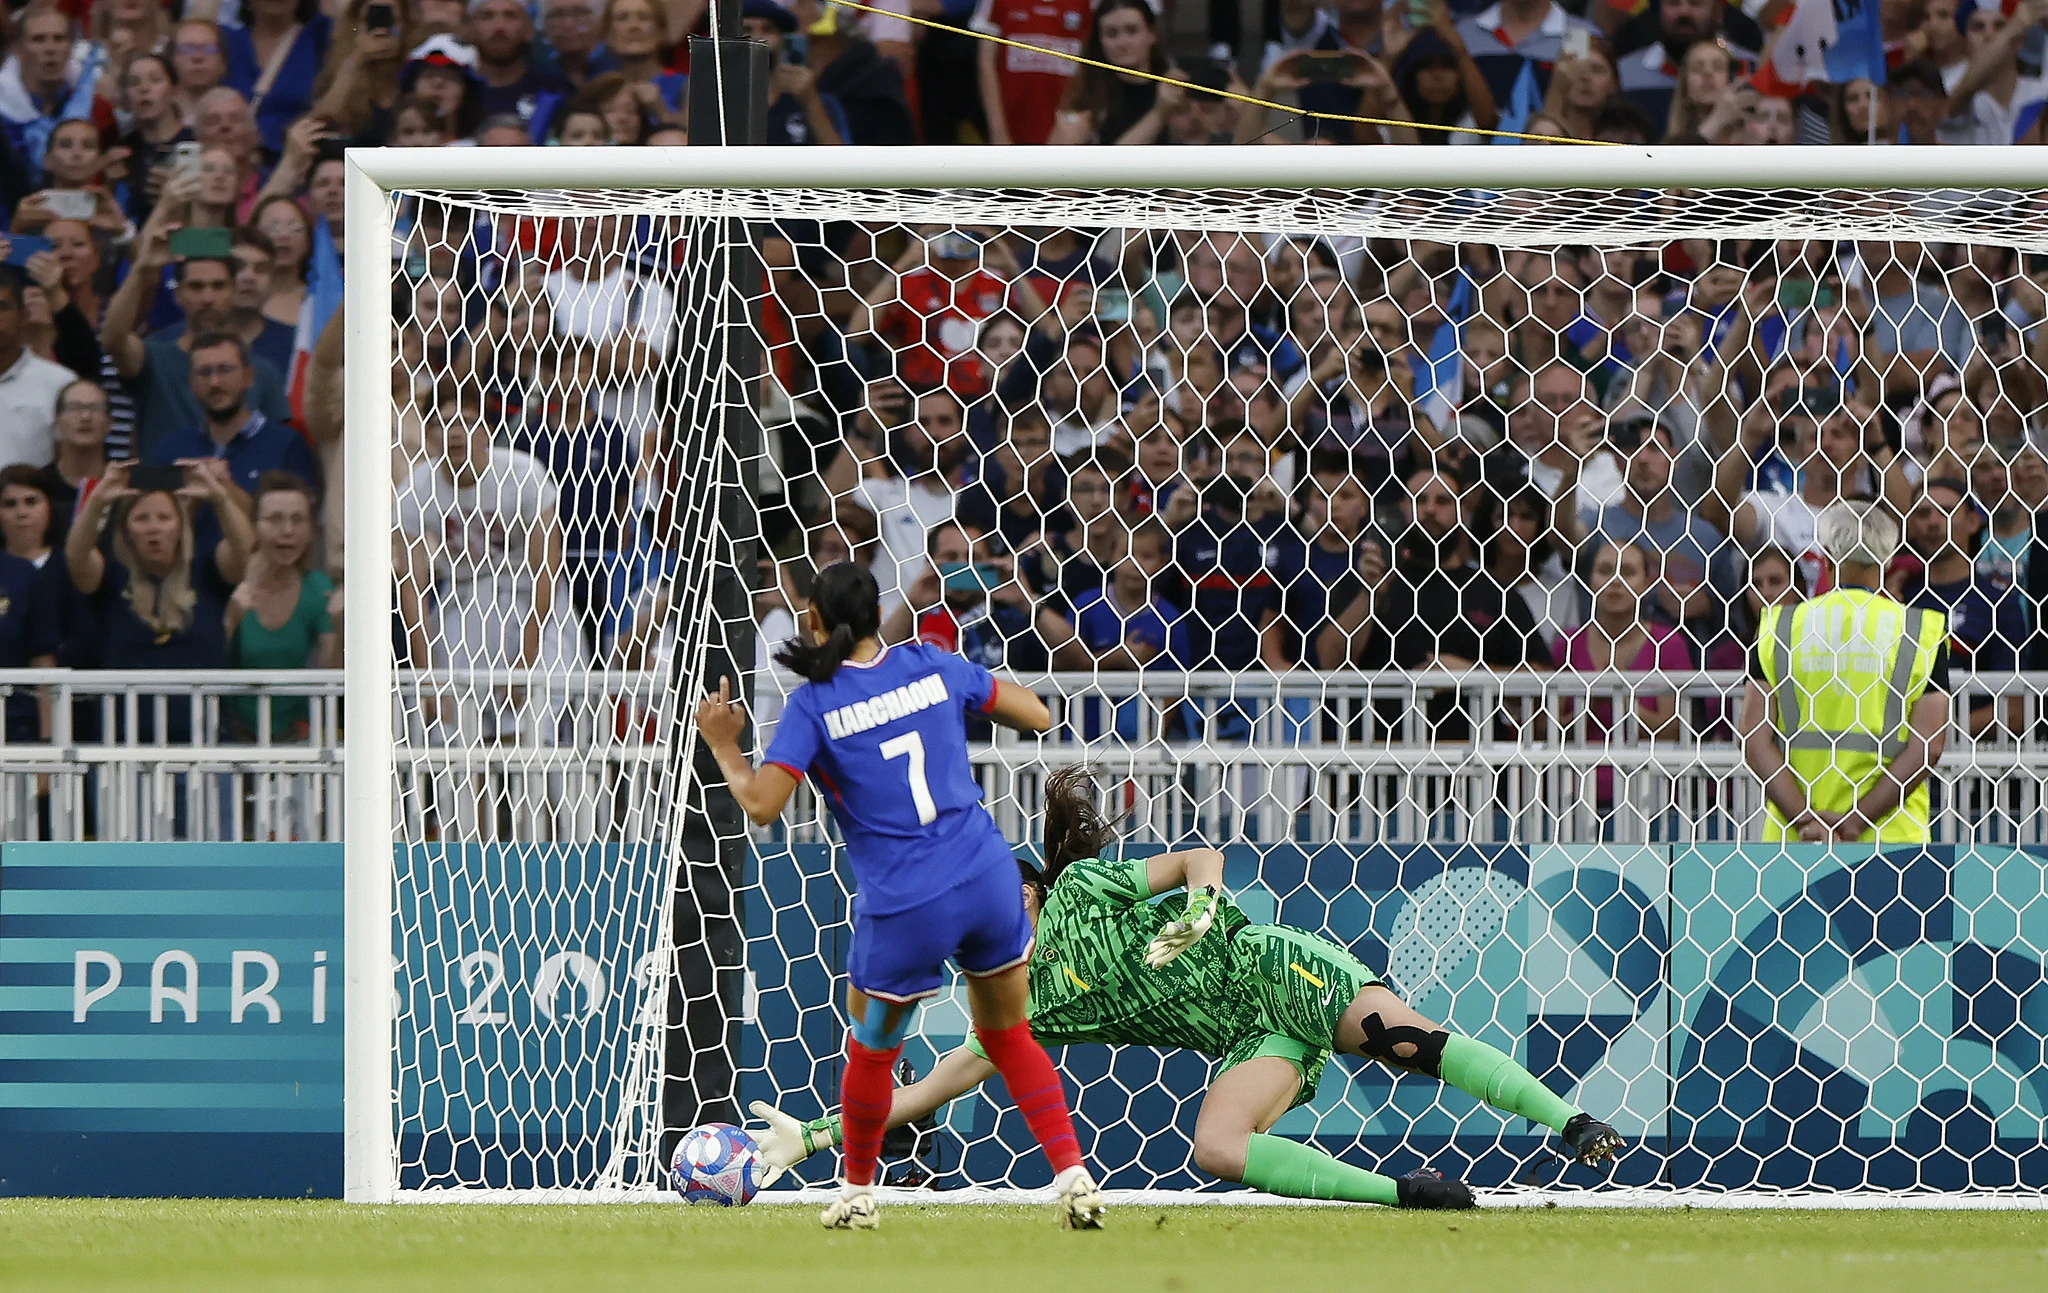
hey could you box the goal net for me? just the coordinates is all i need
[344,149,2048,1203]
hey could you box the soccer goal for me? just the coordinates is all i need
[344,147,2048,1205]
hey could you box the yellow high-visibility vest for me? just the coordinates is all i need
[1756,588,1948,845]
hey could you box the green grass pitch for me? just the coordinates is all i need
[1,1200,2043,1293]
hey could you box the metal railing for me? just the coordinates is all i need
[1,668,2043,845]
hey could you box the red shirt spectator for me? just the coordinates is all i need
[972,0,1092,145]
[875,240,1014,396]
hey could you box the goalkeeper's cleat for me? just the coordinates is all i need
[1395,1167,1477,1210]
[1560,1113,1624,1166]
[1053,1165,1106,1230]
[820,1185,880,1231]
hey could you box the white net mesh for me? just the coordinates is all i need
[372,179,2048,1198]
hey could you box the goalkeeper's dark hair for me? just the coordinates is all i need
[1037,765,1114,898]
[773,560,880,684]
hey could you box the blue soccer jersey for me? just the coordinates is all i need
[762,643,1013,915]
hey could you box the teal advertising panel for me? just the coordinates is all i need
[0,843,343,1197]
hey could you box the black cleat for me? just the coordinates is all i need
[1395,1167,1477,1210]
[1561,1113,1624,1166]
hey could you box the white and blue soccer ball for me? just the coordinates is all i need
[670,1122,762,1206]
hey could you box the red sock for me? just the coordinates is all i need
[838,1037,900,1187]
[975,1019,1083,1174]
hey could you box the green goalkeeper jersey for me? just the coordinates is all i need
[1023,856,1253,1056]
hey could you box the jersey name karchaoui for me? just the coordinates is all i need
[763,643,1011,915]
[1027,857,1253,1055]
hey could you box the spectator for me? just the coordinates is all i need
[1032,459,1125,608]
[471,0,568,130]
[856,227,1048,398]
[975,0,1093,145]
[391,94,456,147]
[0,266,78,469]
[1542,47,1622,144]
[224,470,337,741]
[601,0,687,110]
[0,5,117,187]
[1551,538,1692,807]
[226,0,334,154]
[1486,484,1579,658]
[1586,416,1730,629]
[396,383,588,743]
[1072,520,1185,671]
[173,20,234,123]
[1858,240,1974,398]
[509,341,636,655]
[11,117,128,238]
[1702,545,1804,675]
[561,72,681,146]
[1264,465,1372,670]
[0,491,47,741]
[1665,38,1748,143]
[0,462,57,568]
[154,228,297,378]
[553,106,609,145]
[1292,322,1416,498]
[742,0,850,146]
[1388,13,1501,143]
[64,458,253,736]
[845,386,971,614]
[1050,0,1179,145]
[99,0,175,95]
[1487,359,1614,550]
[1319,462,1544,672]
[1455,0,1603,111]
[539,0,617,91]
[101,223,293,461]
[542,213,676,435]
[1828,77,1890,144]
[1945,0,2048,146]
[1611,0,1762,129]
[1891,58,1951,145]
[116,53,192,227]
[397,36,485,143]
[805,7,919,145]
[880,519,1079,674]
[251,195,314,336]
[34,377,111,527]
[146,331,321,547]
[1719,399,1888,592]
[1163,429,1287,674]
[956,407,1063,553]
[1897,476,2027,733]
[308,0,414,144]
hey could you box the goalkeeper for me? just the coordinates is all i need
[752,766,1622,1209]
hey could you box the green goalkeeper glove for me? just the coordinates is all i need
[747,1100,839,1187]
[1145,885,1220,969]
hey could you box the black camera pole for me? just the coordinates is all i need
[663,0,767,1165]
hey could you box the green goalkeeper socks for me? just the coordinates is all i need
[1437,1034,1579,1133]
[1240,1133,1399,1206]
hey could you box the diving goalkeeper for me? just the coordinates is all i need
[751,766,1623,1209]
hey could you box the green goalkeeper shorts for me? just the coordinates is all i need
[1219,925,1383,1110]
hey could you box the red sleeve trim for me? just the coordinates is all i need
[980,682,1002,714]
[764,761,805,782]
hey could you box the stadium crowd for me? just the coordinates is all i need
[0,0,2045,761]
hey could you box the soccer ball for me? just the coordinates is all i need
[669,1123,762,1206]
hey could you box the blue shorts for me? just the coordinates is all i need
[846,859,1033,1004]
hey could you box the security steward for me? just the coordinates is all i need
[1741,501,1952,844]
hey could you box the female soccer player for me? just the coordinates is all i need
[746,767,1625,1208]
[694,562,1105,1231]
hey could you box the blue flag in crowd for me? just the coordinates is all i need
[1823,0,1887,86]
[1493,59,1543,145]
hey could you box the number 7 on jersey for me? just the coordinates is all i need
[879,731,938,825]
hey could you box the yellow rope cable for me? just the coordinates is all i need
[818,0,1614,146]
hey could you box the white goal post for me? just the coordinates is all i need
[344,147,2048,1206]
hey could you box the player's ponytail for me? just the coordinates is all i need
[1041,765,1114,888]
[774,560,882,684]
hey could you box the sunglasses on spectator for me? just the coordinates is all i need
[176,42,220,56]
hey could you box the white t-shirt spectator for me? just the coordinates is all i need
[852,473,956,617]
[1960,73,2048,145]
[545,264,676,433]
[0,349,79,468]
[398,446,587,674]
[1742,486,1826,591]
